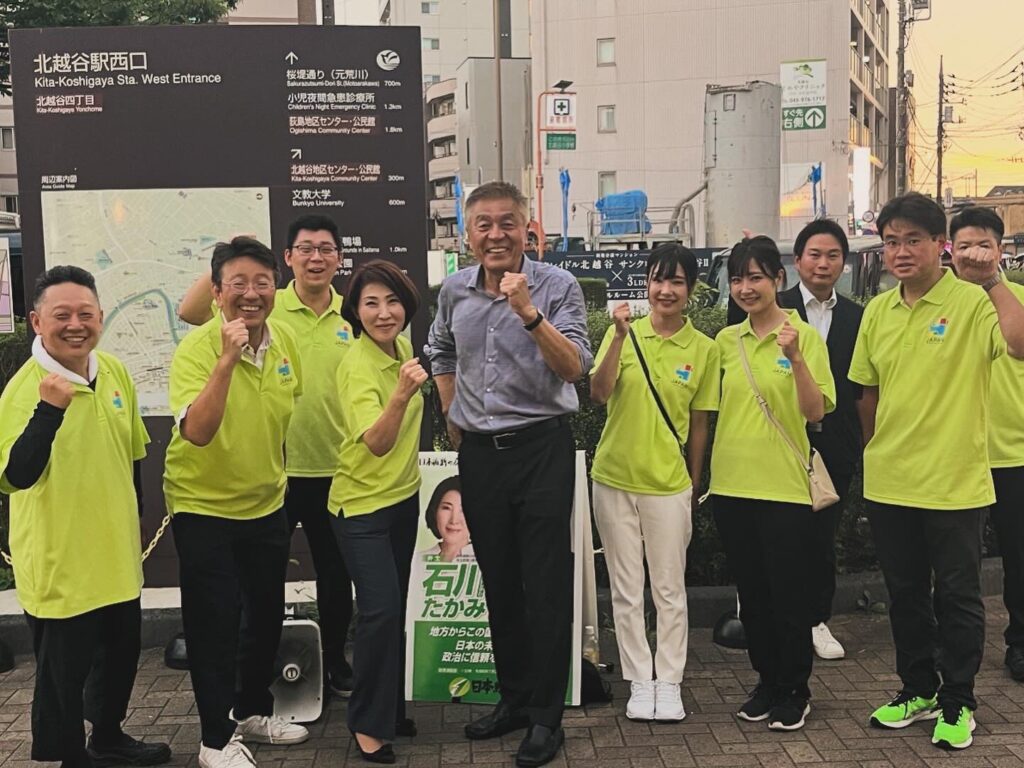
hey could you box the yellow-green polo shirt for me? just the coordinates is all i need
[163,315,303,520]
[989,281,1024,468]
[328,333,423,518]
[271,282,352,476]
[0,352,149,619]
[849,268,1003,509]
[591,316,720,495]
[710,310,836,505]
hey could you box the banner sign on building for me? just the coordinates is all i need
[0,237,12,333]
[405,452,589,705]
[781,59,827,131]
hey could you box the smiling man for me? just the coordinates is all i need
[425,181,593,768]
[850,193,1024,751]
[0,266,170,768]
[777,219,863,661]
[164,237,307,768]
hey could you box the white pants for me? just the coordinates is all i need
[593,481,693,683]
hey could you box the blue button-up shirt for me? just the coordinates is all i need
[425,256,594,433]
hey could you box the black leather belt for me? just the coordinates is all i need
[461,415,569,451]
[807,422,823,433]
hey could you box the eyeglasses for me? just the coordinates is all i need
[292,244,340,256]
[882,236,940,252]
[223,279,276,294]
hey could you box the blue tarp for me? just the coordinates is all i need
[595,190,652,236]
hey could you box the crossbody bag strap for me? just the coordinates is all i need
[735,332,811,472]
[628,327,683,447]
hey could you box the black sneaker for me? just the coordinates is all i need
[328,662,354,698]
[86,734,171,767]
[767,696,810,731]
[736,683,774,722]
[1006,645,1024,682]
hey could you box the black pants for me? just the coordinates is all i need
[867,502,985,710]
[331,494,418,741]
[285,476,354,674]
[991,467,1024,648]
[25,598,141,763]
[713,496,814,699]
[172,509,290,749]
[809,471,853,625]
[459,421,575,729]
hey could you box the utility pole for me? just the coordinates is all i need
[493,0,504,181]
[936,55,944,203]
[896,0,908,195]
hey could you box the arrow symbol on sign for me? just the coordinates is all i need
[291,148,302,159]
[805,107,825,128]
[285,51,299,64]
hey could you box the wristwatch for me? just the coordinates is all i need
[981,273,1003,292]
[523,310,544,331]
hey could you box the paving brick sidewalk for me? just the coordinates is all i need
[1,596,1022,768]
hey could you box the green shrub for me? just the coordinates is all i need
[0,321,31,588]
[1006,269,1024,285]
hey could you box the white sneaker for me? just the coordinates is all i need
[199,735,256,768]
[654,680,686,722]
[812,622,846,660]
[234,714,309,745]
[626,680,656,721]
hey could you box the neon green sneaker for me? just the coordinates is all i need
[869,690,940,729]
[932,705,976,750]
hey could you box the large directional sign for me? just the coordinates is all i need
[781,59,827,131]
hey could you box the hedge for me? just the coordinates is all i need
[0,322,31,589]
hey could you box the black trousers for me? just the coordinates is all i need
[285,476,354,674]
[809,471,853,625]
[331,495,418,741]
[991,467,1024,648]
[459,421,575,729]
[866,502,985,710]
[713,496,814,699]
[172,509,290,749]
[24,598,141,763]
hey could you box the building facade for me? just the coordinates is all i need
[530,0,892,244]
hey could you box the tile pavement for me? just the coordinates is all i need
[1,596,1022,768]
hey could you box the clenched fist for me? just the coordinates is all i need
[499,272,535,320]
[953,241,999,285]
[221,317,249,362]
[611,302,632,338]
[39,373,75,410]
[395,357,429,401]
[776,320,803,363]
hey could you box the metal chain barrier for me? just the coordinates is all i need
[1,512,172,568]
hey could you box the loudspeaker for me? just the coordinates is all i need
[271,619,323,723]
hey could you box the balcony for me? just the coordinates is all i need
[427,112,457,143]
[428,153,460,181]
[430,198,457,220]
[431,236,459,251]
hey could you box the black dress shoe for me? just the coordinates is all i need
[395,717,417,737]
[86,735,171,767]
[515,725,564,768]
[1007,645,1024,682]
[349,730,396,764]
[327,661,355,698]
[464,701,530,740]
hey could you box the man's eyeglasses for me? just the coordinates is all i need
[223,279,276,294]
[882,236,941,252]
[292,244,340,256]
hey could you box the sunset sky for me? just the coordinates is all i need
[904,0,1024,196]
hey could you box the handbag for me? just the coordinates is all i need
[628,327,684,456]
[735,333,839,512]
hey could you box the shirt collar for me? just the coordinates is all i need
[738,308,800,339]
[360,331,410,370]
[279,280,343,316]
[32,336,98,386]
[799,281,837,309]
[466,253,536,291]
[210,313,274,364]
[888,267,956,309]
[636,314,695,348]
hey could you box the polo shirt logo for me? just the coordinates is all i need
[337,324,351,343]
[775,357,793,375]
[928,317,948,343]
[112,390,124,409]
[278,357,293,379]
[674,364,693,385]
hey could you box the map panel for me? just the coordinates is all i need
[0,238,12,333]
[41,188,271,415]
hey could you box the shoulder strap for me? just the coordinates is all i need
[735,332,811,472]
[628,327,682,446]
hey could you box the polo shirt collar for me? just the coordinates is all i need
[279,280,342,316]
[636,314,695,349]
[737,308,800,339]
[359,332,407,370]
[32,336,98,385]
[889,267,956,309]
[798,281,837,309]
[467,253,536,291]
[209,313,274,366]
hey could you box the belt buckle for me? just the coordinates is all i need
[491,431,517,450]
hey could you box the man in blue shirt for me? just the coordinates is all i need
[426,181,593,768]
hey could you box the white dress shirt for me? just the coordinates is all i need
[799,282,838,342]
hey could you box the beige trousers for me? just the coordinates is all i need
[593,481,693,683]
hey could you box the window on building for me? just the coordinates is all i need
[421,37,440,51]
[598,172,617,199]
[421,1,439,13]
[466,138,471,165]
[597,105,616,133]
[597,38,615,66]
[0,128,13,150]
[423,74,440,85]
[2,195,17,213]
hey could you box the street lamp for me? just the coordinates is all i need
[534,79,574,236]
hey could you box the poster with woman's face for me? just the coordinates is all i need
[417,472,471,562]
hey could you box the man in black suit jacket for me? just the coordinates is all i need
[777,220,863,660]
